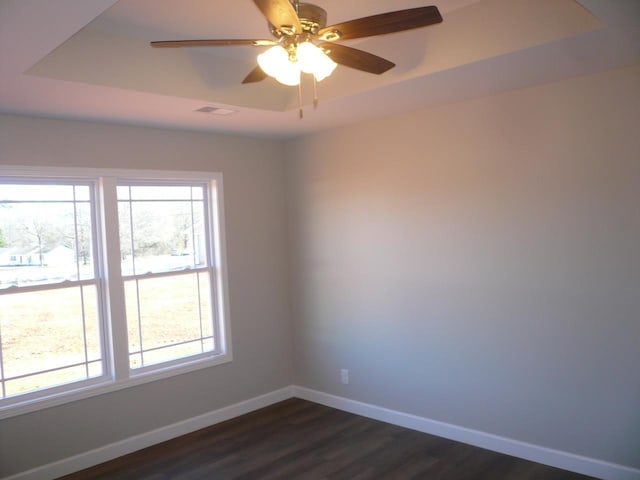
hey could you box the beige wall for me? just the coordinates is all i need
[285,65,640,469]
[0,115,293,477]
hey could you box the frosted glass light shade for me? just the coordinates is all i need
[274,64,301,86]
[297,42,337,81]
[257,45,301,86]
[257,43,336,86]
[257,45,288,78]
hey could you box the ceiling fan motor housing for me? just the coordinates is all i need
[270,3,328,37]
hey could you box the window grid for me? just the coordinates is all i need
[3,359,103,383]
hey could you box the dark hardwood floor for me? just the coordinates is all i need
[58,398,597,480]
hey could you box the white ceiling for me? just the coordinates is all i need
[0,0,639,138]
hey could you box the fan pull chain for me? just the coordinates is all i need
[298,77,303,119]
[313,76,319,109]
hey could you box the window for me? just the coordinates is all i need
[0,181,103,401]
[117,183,219,371]
[0,169,230,417]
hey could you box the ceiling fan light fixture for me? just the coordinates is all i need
[257,45,301,85]
[257,45,289,78]
[275,65,302,86]
[257,42,336,86]
[297,41,337,81]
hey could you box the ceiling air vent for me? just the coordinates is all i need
[194,106,237,116]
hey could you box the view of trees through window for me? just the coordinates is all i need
[0,183,101,399]
[117,183,215,370]
[0,178,223,403]
[0,184,94,288]
[117,184,207,275]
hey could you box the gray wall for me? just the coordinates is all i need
[0,115,293,477]
[2,63,639,477]
[285,65,640,469]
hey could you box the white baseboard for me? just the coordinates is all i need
[292,386,640,480]
[6,385,639,480]
[3,386,294,480]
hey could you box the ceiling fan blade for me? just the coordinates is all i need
[317,6,442,41]
[242,66,268,84]
[150,39,277,48]
[253,0,301,34]
[320,43,395,74]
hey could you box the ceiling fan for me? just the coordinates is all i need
[151,0,443,115]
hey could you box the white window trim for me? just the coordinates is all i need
[0,166,233,420]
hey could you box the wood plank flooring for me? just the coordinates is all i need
[58,398,597,480]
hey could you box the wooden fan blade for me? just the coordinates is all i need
[253,0,301,34]
[320,43,395,74]
[317,6,442,41]
[150,39,276,48]
[242,66,268,84]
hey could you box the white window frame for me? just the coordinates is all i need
[0,166,232,420]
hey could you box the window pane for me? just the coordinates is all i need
[117,195,208,275]
[0,184,76,202]
[5,365,88,398]
[191,201,207,266]
[143,341,205,367]
[73,201,96,281]
[0,183,95,289]
[199,272,213,339]
[0,285,103,398]
[129,352,143,369]
[116,185,130,200]
[125,272,214,369]
[124,279,141,354]
[74,185,91,202]
[191,187,204,200]
[118,200,134,276]
[127,185,199,201]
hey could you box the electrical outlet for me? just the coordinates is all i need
[340,368,349,385]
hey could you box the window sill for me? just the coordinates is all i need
[0,352,232,420]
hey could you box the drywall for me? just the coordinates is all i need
[285,65,640,470]
[0,115,293,477]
